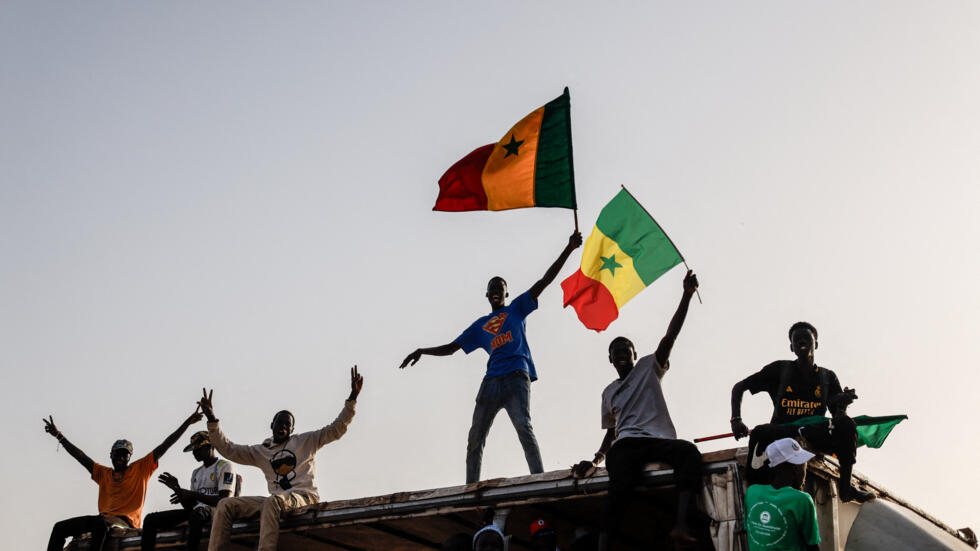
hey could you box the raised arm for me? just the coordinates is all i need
[528,231,583,300]
[43,415,94,475]
[198,389,260,466]
[571,428,616,478]
[154,406,203,462]
[399,342,462,368]
[314,366,363,448]
[653,270,698,368]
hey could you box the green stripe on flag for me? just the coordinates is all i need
[595,189,683,285]
[533,90,576,208]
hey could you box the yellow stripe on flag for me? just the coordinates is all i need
[580,227,648,308]
[481,107,543,210]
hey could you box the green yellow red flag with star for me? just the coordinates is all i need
[433,89,576,212]
[562,189,684,331]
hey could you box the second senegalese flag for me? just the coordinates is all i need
[433,88,576,212]
[562,189,684,331]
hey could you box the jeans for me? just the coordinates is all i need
[466,370,543,484]
[141,507,213,551]
[48,514,130,551]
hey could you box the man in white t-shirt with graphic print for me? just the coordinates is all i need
[572,270,702,550]
[141,430,237,551]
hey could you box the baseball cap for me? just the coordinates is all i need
[111,439,133,454]
[183,430,211,452]
[766,438,815,467]
[530,518,554,537]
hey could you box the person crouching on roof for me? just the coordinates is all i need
[198,366,363,551]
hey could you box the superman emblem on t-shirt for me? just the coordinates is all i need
[482,313,508,334]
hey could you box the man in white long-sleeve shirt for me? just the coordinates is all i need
[198,367,363,551]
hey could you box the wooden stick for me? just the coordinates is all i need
[573,209,579,232]
[693,431,750,443]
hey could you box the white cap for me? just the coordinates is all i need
[766,438,815,467]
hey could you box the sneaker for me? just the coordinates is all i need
[839,485,875,503]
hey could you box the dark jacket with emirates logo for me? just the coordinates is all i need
[742,361,844,424]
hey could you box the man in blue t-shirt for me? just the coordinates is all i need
[400,231,582,483]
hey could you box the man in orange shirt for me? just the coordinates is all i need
[44,407,202,551]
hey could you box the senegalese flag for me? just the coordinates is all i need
[433,88,576,212]
[788,414,908,449]
[562,188,684,331]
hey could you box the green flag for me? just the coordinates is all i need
[787,414,907,449]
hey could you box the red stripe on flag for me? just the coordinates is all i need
[561,270,619,332]
[433,144,494,211]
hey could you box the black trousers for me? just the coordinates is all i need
[746,416,858,485]
[48,514,130,551]
[603,437,702,539]
[141,507,213,551]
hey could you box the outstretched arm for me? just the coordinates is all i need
[399,342,461,368]
[654,270,698,368]
[730,379,750,439]
[153,406,203,462]
[198,388,261,466]
[528,231,583,300]
[43,415,94,475]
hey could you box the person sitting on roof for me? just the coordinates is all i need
[473,523,507,551]
[529,517,561,551]
[571,270,703,550]
[43,407,202,551]
[744,438,821,551]
[198,366,363,551]
[729,321,874,503]
[399,231,582,484]
[140,430,238,551]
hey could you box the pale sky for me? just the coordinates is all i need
[2,2,978,549]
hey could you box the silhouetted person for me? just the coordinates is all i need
[44,408,202,551]
[400,232,582,483]
[572,271,702,550]
[730,322,873,502]
[530,517,560,551]
[744,438,820,551]
[140,430,237,550]
[473,524,506,551]
[199,367,363,551]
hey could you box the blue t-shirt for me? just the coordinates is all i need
[455,291,538,381]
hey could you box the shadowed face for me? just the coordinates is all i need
[270,411,294,443]
[192,444,213,462]
[486,277,508,310]
[790,327,817,363]
[608,337,636,372]
[531,530,557,551]
[110,448,131,471]
[474,531,504,551]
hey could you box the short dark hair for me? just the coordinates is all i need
[487,276,507,288]
[788,321,817,341]
[608,336,635,354]
[272,410,294,425]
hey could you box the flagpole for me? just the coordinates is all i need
[620,185,701,304]
[573,209,579,232]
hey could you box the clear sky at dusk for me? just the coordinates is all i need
[2,2,978,549]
